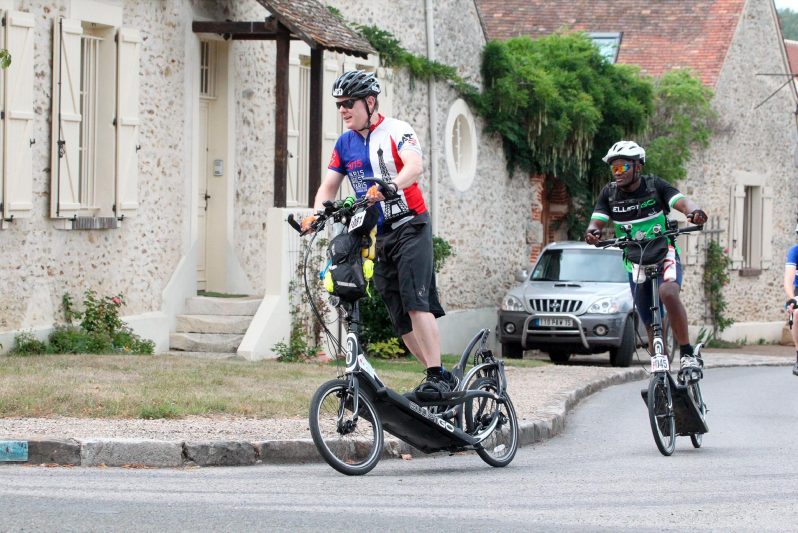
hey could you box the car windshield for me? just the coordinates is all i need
[531,248,627,283]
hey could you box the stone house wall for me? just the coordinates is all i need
[0,0,533,352]
[678,0,797,340]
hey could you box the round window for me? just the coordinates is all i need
[445,99,478,192]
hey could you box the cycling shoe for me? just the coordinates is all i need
[679,355,704,382]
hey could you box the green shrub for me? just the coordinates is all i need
[47,326,112,354]
[10,331,47,356]
[368,337,407,359]
[273,317,319,362]
[12,291,155,356]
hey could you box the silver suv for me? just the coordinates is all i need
[496,241,675,366]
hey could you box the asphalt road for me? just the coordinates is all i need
[0,366,795,532]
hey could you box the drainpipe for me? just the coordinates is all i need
[425,0,439,235]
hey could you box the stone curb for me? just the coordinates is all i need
[4,359,790,468]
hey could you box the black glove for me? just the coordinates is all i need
[381,182,399,198]
[687,209,707,225]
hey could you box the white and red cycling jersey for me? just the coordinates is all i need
[328,114,427,232]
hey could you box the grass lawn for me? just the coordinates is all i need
[0,353,545,419]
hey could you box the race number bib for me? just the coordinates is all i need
[348,211,366,232]
[651,355,669,372]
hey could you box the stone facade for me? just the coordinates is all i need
[677,0,797,340]
[0,0,533,353]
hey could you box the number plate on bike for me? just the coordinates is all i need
[537,317,573,327]
[348,211,366,232]
[651,355,669,372]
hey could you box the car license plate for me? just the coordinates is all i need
[651,355,669,372]
[537,317,573,327]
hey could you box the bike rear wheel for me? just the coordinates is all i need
[687,381,706,448]
[309,379,383,476]
[465,378,519,467]
[647,373,676,456]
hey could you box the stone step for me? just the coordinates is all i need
[175,314,252,334]
[184,296,261,316]
[169,332,243,353]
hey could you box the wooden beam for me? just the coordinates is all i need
[273,23,289,208]
[308,48,324,207]
[192,20,277,36]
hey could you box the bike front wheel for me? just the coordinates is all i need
[687,381,706,448]
[647,374,676,456]
[309,379,384,476]
[466,378,519,467]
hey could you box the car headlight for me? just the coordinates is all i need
[501,295,525,312]
[587,296,622,314]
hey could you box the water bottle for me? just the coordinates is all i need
[663,245,677,282]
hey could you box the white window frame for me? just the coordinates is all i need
[589,32,622,64]
[445,98,478,192]
[729,172,773,272]
[0,10,35,227]
[50,14,140,226]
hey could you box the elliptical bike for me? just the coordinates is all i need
[287,179,519,475]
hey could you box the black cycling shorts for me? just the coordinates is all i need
[373,212,445,336]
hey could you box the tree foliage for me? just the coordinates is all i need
[355,25,715,237]
[478,34,654,235]
[778,8,798,41]
[641,69,717,183]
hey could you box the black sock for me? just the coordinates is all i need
[426,366,443,378]
[680,344,694,357]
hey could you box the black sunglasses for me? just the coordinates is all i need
[335,98,359,110]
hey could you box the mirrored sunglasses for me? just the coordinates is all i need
[611,162,632,174]
[335,98,358,110]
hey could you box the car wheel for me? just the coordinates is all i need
[548,350,570,364]
[501,342,523,359]
[609,316,635,367]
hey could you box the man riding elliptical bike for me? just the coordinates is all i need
[584,141,708,378]
[300,70,455,396]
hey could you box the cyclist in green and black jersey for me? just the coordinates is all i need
[584,140,708,373]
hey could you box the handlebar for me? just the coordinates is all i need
[595,224,703,249]
[287,177,396,235]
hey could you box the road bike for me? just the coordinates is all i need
[596,221,709,456]
[287,179,518,475]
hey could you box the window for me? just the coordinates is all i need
[50,17,141,225]
[729,180,773,272]
[200,41,216,98]
[0,10,35,225]
[79,32,103,208]
[445,99,478,192]
[589,32,622,64]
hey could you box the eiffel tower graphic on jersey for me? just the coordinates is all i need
[377,146,413,224]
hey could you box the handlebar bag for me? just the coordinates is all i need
[624,237,668,266]
[327,231,367,301]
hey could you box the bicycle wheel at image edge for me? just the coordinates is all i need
[309,379,384,476]
[688,381,706,448]
[647,374,676,456]
[465,378,519,467]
